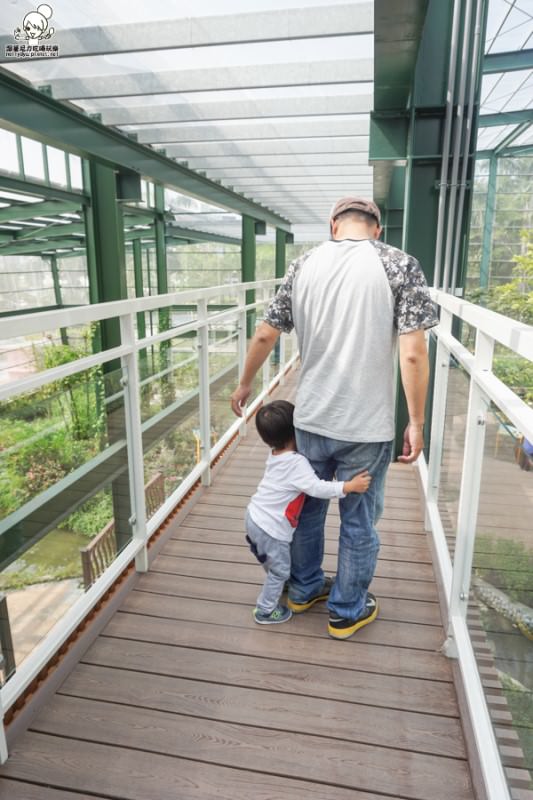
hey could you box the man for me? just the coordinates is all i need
[231,197,438,639]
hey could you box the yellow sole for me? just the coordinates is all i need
[287,592,329,614]
[328,604,379,639]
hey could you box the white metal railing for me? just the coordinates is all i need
[418,289,533,800]
[0,278,298,762]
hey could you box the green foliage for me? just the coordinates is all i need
[466,231,533,403]
[59,491,113,538]
[34,326,106,441]
[499,672,533,772]
[475,535,533,606]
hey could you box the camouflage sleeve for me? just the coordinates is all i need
[396,255,439,334]
[373,242,438,334]
[263,261,296,333]
[263,248,316,333]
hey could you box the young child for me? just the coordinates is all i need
[246,400,372,624]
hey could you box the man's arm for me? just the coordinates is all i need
[230,322,280,416]
[398,329,429,463]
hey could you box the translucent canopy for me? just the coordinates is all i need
[477,0,533,153]
[0,1,374,234]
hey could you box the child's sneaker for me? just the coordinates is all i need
[253,604,292,625]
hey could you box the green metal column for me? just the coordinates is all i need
[242,215,256,338]
[84,160,131,552]
[49,255,68,345]
[479,155,497,289]
[383,166,405,249]
[132,238,146,339]
[275,228,288,279]
[154,183,173,402]
[84,161,127,352]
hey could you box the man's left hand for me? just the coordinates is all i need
[397,423,424,464]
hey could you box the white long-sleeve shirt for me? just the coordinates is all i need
[247,450,345,543]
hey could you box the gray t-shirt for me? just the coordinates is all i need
[264,238,438,442]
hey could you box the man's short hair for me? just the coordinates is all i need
[330,196,381,226]
[255,400,295,450]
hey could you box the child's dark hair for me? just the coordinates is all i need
[255,400,295,450]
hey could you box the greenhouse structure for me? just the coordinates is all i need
[0,1,531,798]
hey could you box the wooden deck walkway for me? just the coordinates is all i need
[0,370,476,800]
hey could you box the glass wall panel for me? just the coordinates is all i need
[0,362,131,674]
[0,255,55,313]
[208,316,239,441]
[21,137,45,181]
[46,146,68,187]
[0,130,19,175]
[468,402,533,792]
[437,359,470,553]
[142,338,199,516]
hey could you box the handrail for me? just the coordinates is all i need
[0,278,297,762]
[420,292,533,800]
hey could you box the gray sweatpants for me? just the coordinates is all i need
[245,509,291,613]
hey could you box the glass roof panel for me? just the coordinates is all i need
[485,0,533,53]
[480,69,533,114]
[1,0,371,28]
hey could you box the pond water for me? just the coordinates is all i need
[0,528,88,592]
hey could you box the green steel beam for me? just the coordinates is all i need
[275,229,288,279]
[383,165,405,249]
[0,173,88,204]
[0,69,291,232]
[479,155,497,289]
[49,254,68,344]
[495,121,532,154]
[0,199,81,223]
[479,109,533,128]
[0,238,82,255]
[14,222,85,241]
[242,215,257,338]
[166,225,241,246]
[476,144,533,158]
[483,49,533,74]
[369,112,409,161]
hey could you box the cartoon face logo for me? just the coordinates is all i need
[14,4,55,45]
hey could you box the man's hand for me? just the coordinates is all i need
[231,383,252,417]
[229,322,281,418]
[397,423,424,464]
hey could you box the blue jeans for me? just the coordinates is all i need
[289,430,392,620]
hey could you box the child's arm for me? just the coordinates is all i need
[291,457,371,499]
[343,470,372,494]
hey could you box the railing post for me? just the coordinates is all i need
[119,313,148,573]
[444,328,494,654]
[425,308,453,529]
[262,287,270,391]
[0,695,7,764]
[237,288,248,438]
[197,299,211,486]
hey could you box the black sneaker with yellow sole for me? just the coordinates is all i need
[328,593,378,640]
[287,576,334,614]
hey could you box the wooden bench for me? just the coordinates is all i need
[80,473,165,590]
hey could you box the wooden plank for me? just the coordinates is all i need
[27,695,473,800]
[152,550,437,584]
[0,733,387,800]
[82,635,458,717]
[58,664,466,758]
[103,611,453,682]
[173,522,430,551]
[162,537,433,565]
[121,591,444,652]
[0,781,101,800]
[149,557,439,602]
[135,571,443,625]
